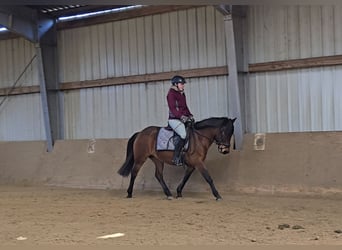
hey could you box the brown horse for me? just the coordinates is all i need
[117,117,236,200]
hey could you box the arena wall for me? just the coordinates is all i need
[1,132,342,196]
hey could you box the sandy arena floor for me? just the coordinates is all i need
[0,185,342,246]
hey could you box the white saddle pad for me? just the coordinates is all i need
[156,128,188,151]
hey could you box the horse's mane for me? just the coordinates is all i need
[194,117,230,130]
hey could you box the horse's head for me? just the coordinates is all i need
[215,117,236,154]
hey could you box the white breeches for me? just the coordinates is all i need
[168,119,186,139]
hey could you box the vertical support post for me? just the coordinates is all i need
[36,16,61,152]
[224,13,244,149]
[0,8,61,152]
[36,44,53,152]
[39,21,63,145]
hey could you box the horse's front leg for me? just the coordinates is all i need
[151,158,173,199]
[176,166,195,198]
[197,162,222,200]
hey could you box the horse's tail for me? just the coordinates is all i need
[117,132,139,177]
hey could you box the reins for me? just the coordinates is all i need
[193,128,226,146]
[185,118,232,155]
[193,130,213,143]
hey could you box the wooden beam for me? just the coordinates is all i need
[60,66,228,91]
[249,55,342,73]
[0,85,40,96]
[4,53,342,96]
[0,66,228,96]
[0,31,20,40]
[57,5,197,30]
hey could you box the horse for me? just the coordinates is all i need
[117,117,236,200]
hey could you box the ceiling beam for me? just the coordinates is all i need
[0,5,55,42]
[57,5,197,30]
[0,6,38,42]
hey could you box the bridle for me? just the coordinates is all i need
[214,129,231,154]
[193,127,231,153]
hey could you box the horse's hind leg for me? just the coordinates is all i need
[176,166,195,198]
[151,157,173,199]
[126,160,145,198]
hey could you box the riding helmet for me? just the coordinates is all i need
[171,75,186,85]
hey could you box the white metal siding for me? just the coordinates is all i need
[246,6,342,133]
[0,38,45,141]
[63,75,229,139]
[248,6,342,62]
[0,38,38,88]
[0,94,45,140]
[5,5,342,140]
[247,67,342,132]
[59,7,227,81]
[59,6,229,139]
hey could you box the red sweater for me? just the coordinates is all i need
[167,87,192,119]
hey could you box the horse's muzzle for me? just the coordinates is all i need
[218,144,230,154]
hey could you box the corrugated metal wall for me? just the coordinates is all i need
[0,38,38,88]
[0,94,45,140]
[0,38,45,140]
[246,6,342,133]
[3,5,342,141]
[59,6,229,139]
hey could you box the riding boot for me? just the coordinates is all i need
[172,135,186,166]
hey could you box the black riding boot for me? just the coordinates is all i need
[172,135,186,166]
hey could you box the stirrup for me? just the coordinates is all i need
[172,156,184,166]
[172,160,183,166]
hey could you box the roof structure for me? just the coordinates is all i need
[0,5,132,40]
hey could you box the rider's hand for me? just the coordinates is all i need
[180,115,189,123]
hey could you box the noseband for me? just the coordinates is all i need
[214,137,230,153]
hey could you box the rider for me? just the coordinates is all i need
[167,75,194,166]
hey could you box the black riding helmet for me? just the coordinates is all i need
[171,75,186,85]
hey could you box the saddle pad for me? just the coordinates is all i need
[156,128,188,151]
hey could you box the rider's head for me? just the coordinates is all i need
[171,75,186,85]
[171,75,186,91]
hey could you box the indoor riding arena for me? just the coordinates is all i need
[1,4,342,248]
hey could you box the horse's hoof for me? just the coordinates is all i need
[126,195,132,198]
[166,196,173,200]
[216,197,222,201]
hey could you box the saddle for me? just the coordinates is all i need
[156,127,189,151]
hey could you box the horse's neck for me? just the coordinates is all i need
[193,127,217,146]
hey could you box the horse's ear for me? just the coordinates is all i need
[231,117,237,123]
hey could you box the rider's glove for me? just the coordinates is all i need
[180,115,189,123]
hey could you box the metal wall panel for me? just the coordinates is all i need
[0,38,45,141]
[59,6,229,139]
[63,75,229,139]
[0,94,45,140]
[59,6,227,82]
[248,6,340,63]
[247,66,342,133]
[4,5,342,140]
[246,6,342,133]
[0,38,38,88]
